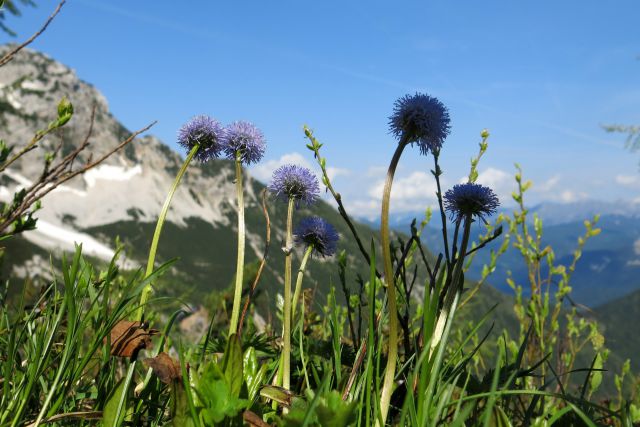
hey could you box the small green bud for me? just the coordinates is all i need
[480,129,490,139]
[57,96,73,118]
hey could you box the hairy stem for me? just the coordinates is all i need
[379,141,406,425]
[138,144,199,321]
[283,197,295,392]
[229,153,245,335]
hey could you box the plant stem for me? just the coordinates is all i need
[430,214,472,355]
[229,153,245,335]
[283,197,295,392]
[433,154,451,268]
[379,141,406,426]
[137,144,199,321]
[291,245,313,323]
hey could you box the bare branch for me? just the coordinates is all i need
[0,119,156,237]
[0,0,65,68]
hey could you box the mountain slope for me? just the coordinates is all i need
[0,45,386,306]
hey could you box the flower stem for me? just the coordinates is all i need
[228,153,245,336]
[291,244,313,323]
[137,144,199,321]
[430,214,472,355]
[379,141,406,425]
[283,197,295,391]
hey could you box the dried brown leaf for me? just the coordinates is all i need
[143,352,182,384]
[243,410,272,427]
[107,320,158,359]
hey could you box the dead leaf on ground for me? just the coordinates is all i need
[143,352,182,384]
[243,410,272,427]
[106,320,159,359]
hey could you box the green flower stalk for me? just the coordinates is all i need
[283,197,295,390]
[138,115,224,321]
[229,152,246,335]
[379,141,406,425]
[268,165,320,391]
[431,182,499,353]
[379,93,451,424]
[291,215,339,322]
[221,121,266,336]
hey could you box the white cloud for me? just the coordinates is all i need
[366,165,387,178]
[616,174,640,186]
[347,171,441,219]
[558,190,588,203]
[249,152,351,200]
[533,175,561,193]
[369,171,438,202]
[249,152,316,183]
[326,166,350,181]
[458,167,514,204]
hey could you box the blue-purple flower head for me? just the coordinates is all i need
[294,216,339,257]
[444,183,500,222]
[222,121,266,165]
[268,164,320,206]
[177,115,225,162]
[389,93,451,155]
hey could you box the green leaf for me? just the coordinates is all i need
[196,357,250,424]
[315,390,357,427]
[198,377,248,424]
[589,352,604,394]
[222,333,244,398]
[487,405,512,427]
[103,378,130,427]
[170,382,197,427]
[243,346,266,401]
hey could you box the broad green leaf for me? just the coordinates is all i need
[222,333,244,398]
[103,378,130,427]
[244,346,266,401]
[170,382,197,427]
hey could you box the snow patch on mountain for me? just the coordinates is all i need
[84,164,142,188]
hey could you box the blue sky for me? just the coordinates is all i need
[5,0,640,218]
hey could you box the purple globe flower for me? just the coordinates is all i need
[389,93,451,155]
[294,216,339,257]
[222,121,266,165]
[268,164,320,206]
[177,115,225,162]
[444,183,500,222]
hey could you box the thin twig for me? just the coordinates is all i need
[304,127,381,277]
[24,411,102,427]
[341,338,367,400]
[0,0,66,68]
[0,120,155,236]
[238,188,271,337]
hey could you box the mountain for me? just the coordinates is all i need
[0,44,375,306]
[595,288,640,373]
[363,207,640,307]
[2,46,637,385]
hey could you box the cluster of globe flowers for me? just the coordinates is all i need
[174,114,340,392]
[373,92,500,423]
[148,91,500,416]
